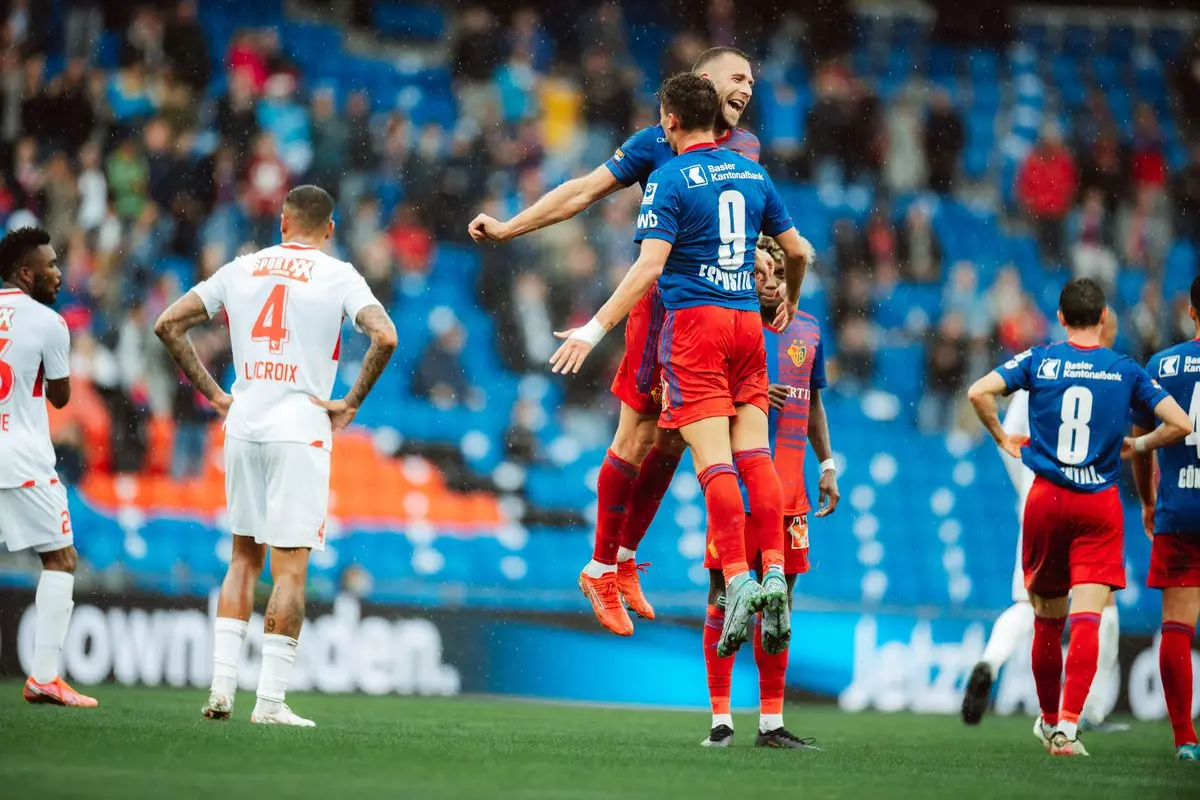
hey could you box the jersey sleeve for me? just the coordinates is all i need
[341,269,384,331]
[191,262,233,318]
[40,314,71,381]
[811,336,828,390]
[603,127,658,187]
[1129,355,1161,429]
[761,175,794,237]
[1129,360,1171,422]
[993,349,1034,394]
[633,171,680,245]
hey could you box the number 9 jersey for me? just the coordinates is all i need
[994,341,1168,492]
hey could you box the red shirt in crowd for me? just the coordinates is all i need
[1016,145,1078,218]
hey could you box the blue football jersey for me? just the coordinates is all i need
[994,341,1168,493]
[633,144,793,312]
[1132,339,1200,534]
[604,125,761,189]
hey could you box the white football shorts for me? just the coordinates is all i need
[0,481,73,553]
[224,437,330,551]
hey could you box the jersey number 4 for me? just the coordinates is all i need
[251,285,291,355]
[0,339,14,405]
[1186,383,1200,459]
[1056,386,1092,465]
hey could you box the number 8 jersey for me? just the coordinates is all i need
[994,341,1168,492]
[192,243,382,450]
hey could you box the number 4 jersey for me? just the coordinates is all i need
[1133,338,1200,533]
[994,341,1167,493]
[192,243,382,450]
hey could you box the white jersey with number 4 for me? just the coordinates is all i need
[192,243,382,450]
[0,287,70,489]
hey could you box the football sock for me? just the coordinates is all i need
[981,602,1035,678]
[734,449,784,571]
[591,450,638,566]
[703,602,733,727]
[1059,612,1101,739]
[618,446,682,553]
[616,547,637,563]
[1031,615,1066,727]
[698,464,749,584]
[211,617,249,696]
[256,634,300,712]
[31,570,74,684]
[581,560,617,579]
[1160,622,1197,747]
[753,620,788,732]
[1082,604,1120,723]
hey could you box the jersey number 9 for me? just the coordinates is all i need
[717,190,747,269]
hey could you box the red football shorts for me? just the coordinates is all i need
[657,305,768,429]
[1147,532,1200,589]
[1022,476,1125,598]
[704,514,810,576]
[610,285,666,416]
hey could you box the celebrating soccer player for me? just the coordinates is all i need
[0,227,97,709]
[1129,275,1200,762]
[468,48,767,635]
[156,186,398,726]
[966,278,1191,756]
[548,72,811,660]
[701,236,837,749]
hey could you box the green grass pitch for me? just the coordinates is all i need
[0,683,1194,799]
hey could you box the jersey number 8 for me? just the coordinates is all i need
[717,190,746,269]
[1056,385,1092,465]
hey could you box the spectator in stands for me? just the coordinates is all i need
[836,317,875,396]
[707,0,737,47]
[308,87,348,195]
[942,261,991,340]
[414,316,481,411]
[106,135,149,221]
[107,59,158,134]
[505,399,543,465]
[158,78,198,136]
[1078,127,1128,215]
[47,58,94,154]
[923,89,963,194]
[919,312,969,435]
[832,266,872,333]
[243,132,289,245]
[387,202,433,275]
[123,6,165,70]
[216,67,259,162]
[358,233,395,307]
[896,203,942,283]
[1131,280,1167,364]
[144,117,178,208]
[342,90,377,204]
[502,272,557,372]
[346,195,382,263]
[451,6,501,122]
[1172,142,1200,244]
[1131,104,1168,194]
[16,54,51,142]
[42,151,78,250]
[807,67,855,184]
[883,86,926,197]
[163,0,210,91]
[863,209,896,273]
[1016,126,1077,266]
[495,51,539,126]
[257,73,311,175]
[662,30,706,77]
[227,30,267,92]
[508,7,551,73]
[1175,33,1200,139]
[995,289,1047,356]
[580,47,635,161]
[1067,187,1117,293]
[1118,185,1172,275]
[76,140,107,231]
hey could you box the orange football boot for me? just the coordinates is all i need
[616,560,656,620]
[579,570,634,636]
[23,676,99,708]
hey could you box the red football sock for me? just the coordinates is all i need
[753,620,788,716]
[698,464,748,584]
[1060,612,1101,728]
[591,450,638,565]
[1031,615,1067,726]
[734,449,784,571]
[704,603,733,716]
[618,446,682,552]
[1160,622,1197,747]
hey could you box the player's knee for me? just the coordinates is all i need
[230,537,266,574]
[270,546,310,580]
[611,425,654,466]
[654,427,686,457]
[40,545,77,574]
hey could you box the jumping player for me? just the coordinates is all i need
[967,277,1190,756]
[549,73,811,659]
[963,309,1125,731]
[1130,275,1200,762]
[701,236,839,749]
[468,47,766,635]
[0,227,96,708]
[155,186,397,726]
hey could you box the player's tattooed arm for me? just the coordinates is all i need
[154,291,232,416]
[967,371,1023,458]
[468,165,622,242]
[313,305,398,432]
[1128,422,1157,540]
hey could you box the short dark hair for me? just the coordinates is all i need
[1191,275,1200,312]
[283,185,335,232]
[658,72,719,133]
[692,46,751,73]
[1059,277,1107,327]
[0,226,51,282]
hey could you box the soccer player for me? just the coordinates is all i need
[155,186,397,726]
[0,227,96,708]
[1129,275,1200,762]
[701,236,839,749]
[963,309,1125,731]
[967,277,1191,757]
[549,72,811,660]
[468,47,764,635]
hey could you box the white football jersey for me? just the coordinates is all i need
[0,288,70,488]
[192,242,382,450]
[1000,389,1035,503]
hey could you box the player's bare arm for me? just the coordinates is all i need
[808,387,840,517]
[770,229,813,332]
[1129,421,1158,540]
[44,377,69,409]
[967,371,1025,458]
[311,305,398,432]
[1122,396,1192,460]
[468,166,623,243]
[549,238,672,375]
[155,291,232,417]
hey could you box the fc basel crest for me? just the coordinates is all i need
[787,340,807,368]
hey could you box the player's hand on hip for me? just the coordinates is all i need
[549,331,594,375]
[210,392,233,418]
[310,396,358,432]
[815,470,840,518]
[767,383,789,411]
[771,301,797,332]
[467,214,510,244]
[998,434,1025,459]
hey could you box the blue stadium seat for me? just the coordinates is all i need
[373,3,446,42]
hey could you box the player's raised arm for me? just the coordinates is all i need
[468,165,624,243]
[312,304,398,432]
[155,290,232,417]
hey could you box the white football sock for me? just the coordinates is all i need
[31,570,74,683]
[712,713,733,730]
[210,617,249,696]
[582,560,617,578]
[616,547,637,563]
[759,713,784,733]
[1058,720,1079,740]
[1082,605,1120,723]
[981,602,1035,678]
[256,633,299,712]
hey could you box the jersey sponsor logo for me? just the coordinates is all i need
[636,211,658,228]
[707,162,766,182]
[787,340,807,367]
[781,384,811,401]
[1005,349,1032,369]
[1160,355,1180,377]
[612,148,625,162]
[681,165,709,187]
[0,307,13,331]
[1062,360,1124,381]
[243,360,298,383]
[641,182,658,205]
[252,256,316,283]
[1037,359,1061,380]
[1060,464,1106,486]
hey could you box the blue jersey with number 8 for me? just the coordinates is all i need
[634,144,793,312]
[994,341,1167,493]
